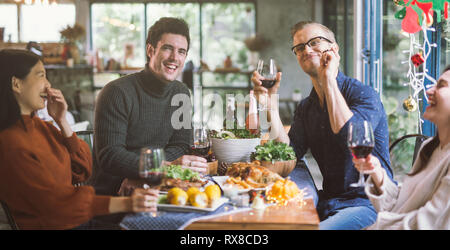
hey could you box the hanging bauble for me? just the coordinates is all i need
[403,96,418,112]
[411,52,425,67]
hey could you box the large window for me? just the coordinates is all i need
[91,3,146,68]
[0,4,18,42]
[323,0,354,77]
[21,4,75,42]
[202,3,255,71]
[0,3,75,43]
[91,2,255,72]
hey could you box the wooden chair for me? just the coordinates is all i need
[0,200,19,230]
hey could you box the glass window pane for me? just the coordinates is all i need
[146,3,200,68]
[0,4,18,42]
[21,4,75,42]
[91,3,145,69]
[202,3,255,72]
[382,2,413,90]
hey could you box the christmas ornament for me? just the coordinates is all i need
[411,52,425,67]
[403,95,418,112]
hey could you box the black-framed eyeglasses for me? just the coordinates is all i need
[291,36,333,55]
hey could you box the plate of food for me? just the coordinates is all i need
[212,161,284,194]
[157,165,210,193]
[157,185,228,212]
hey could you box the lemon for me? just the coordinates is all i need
[167,187,188,206]
[204,184,221,202]
[189,192,208,208]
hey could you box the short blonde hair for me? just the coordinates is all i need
[290,21,336,43]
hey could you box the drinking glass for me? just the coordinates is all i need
[191,128,211,159]
[348,121,375,187]
[256,59,277,89]
[256,59,277,111]
[139,147,166,216]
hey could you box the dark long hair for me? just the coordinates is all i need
[0,49,41,132]
[409,64,450,176]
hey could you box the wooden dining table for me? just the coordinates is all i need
[184,198,319,230]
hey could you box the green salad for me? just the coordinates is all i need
[163,165,200,181]
[251,140,296,163]
[210,128,260,139]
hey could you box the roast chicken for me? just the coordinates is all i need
[225,161,283,188]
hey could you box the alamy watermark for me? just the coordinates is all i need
[170,93,281,140]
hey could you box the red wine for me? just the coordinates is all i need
[350,145,374,159]
[142,172,165,186]
[261,79,276,88]
[191,145,210,158]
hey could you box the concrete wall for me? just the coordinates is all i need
[256,0,322,99]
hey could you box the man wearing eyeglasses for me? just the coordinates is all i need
[252,21,393,230]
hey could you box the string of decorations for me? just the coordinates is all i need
[393,0,448,130]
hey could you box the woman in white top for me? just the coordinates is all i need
[353,65,450,229]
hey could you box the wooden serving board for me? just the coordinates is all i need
[184,198,319,230]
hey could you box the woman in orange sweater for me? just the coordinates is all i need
[0,49,159,230]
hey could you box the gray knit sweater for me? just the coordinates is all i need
[91,69,192,195]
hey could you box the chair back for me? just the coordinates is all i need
[76,130,94,151]
[0,200,19,230]
[75,130,95,186]
[389,133,429,165]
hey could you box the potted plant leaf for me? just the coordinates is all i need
[250,140,297,177]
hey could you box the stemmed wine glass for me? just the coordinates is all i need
[256,59,277,111]
[139,147,166,216]
[257,58,277,89]
[348,121,375,187]
[191,128,211,159]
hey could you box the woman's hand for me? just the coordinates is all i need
[131,188,159,213]
[352,154,385,189]
[46,88,68,124]
[251,71,282,110]
[46,87,73,137]
[170,155,208,174]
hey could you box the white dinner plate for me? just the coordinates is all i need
[157,196,229,213]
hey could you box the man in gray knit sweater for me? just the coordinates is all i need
[92,17,207,196]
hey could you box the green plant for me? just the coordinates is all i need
[60,23,85,44]
[250,140,296,162]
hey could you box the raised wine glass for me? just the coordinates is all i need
[139,147,166,216]
[348,121,375,187]
[256,58,277,89]
[256,59,277,111]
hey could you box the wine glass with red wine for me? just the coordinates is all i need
[191,128,211,159]
[348,121,375,187]
[139,147,166,216]
[257,59,277,89]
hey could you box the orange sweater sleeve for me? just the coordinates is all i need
[62,132,93,184]
[0,149,110,229]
